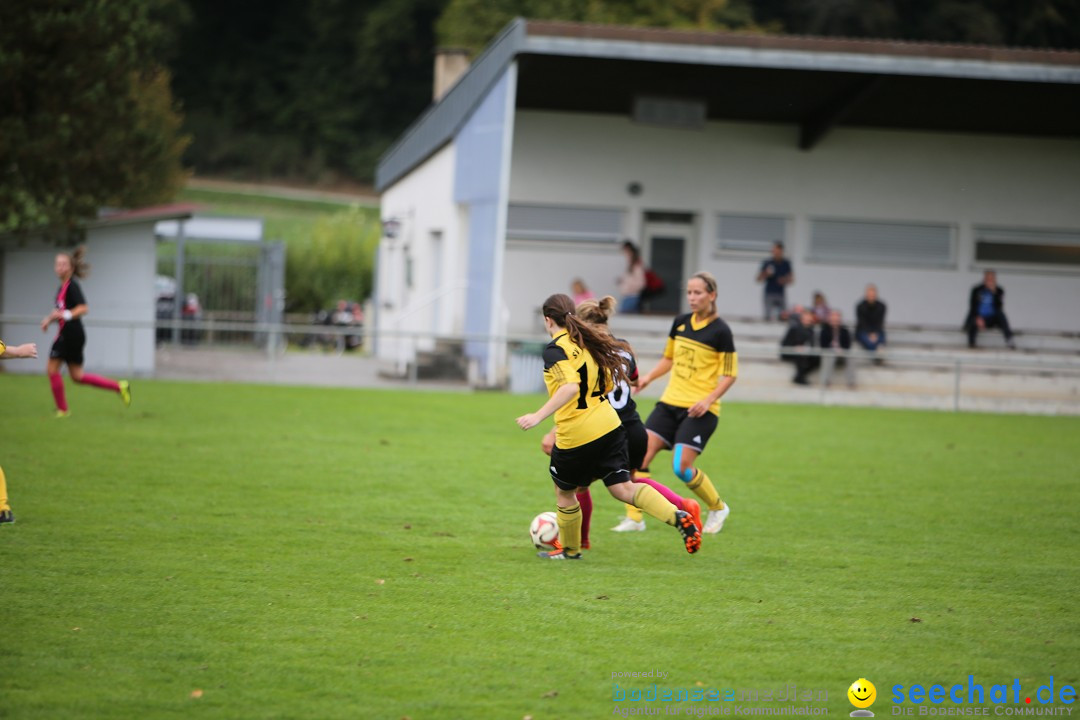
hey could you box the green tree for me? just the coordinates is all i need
[171,0,448,184]
[0,0,190,237]
[285,207,380,312]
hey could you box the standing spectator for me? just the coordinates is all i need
[571,279,595,306]
[855,284,887,352]
[964,270,1015,349]
[819,310,856,388]
[756,241,793,321]
[617,241,646,314]
[780,308,819,385]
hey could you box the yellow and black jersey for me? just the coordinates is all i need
[0,339,6,355]
[659,313,738,416]
[543,332,621,450]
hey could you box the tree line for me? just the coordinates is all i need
[2,0,1078,236]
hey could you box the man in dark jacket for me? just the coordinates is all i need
[780,308,819,385]
[855,284,886,352]
[964,270,1015,349]
[819,310,855,388]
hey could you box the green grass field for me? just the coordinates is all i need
[2,375,1078,719]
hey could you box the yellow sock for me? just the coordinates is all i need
[624,503,643,522]
[632,485,676,526]
[556,502,582,555]
[0,465,8,511]
[687,468,724,511]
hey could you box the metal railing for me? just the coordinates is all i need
[3,314,1078,413]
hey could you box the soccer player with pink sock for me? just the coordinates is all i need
[40,247,131,417]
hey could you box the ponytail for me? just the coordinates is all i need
[575,295,617,328]
[542,293,629,386]
[68,246,90,279]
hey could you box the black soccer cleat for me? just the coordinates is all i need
[537,549,582,560]
[675,510,701,554]
[0,509,14,525]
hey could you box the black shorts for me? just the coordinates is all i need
[549,426,630,491]
[50,329,86,366]
[644,401,719,454]
[623,417,648,472]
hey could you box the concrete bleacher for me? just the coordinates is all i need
[605,313,1080,415]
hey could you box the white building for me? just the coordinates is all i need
[0,204,195,377]
[375,19,1080,387]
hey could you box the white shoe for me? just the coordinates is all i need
[702,504,731,534]
[611,517,646,532]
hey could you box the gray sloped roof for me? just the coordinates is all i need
[375,19,1080,192]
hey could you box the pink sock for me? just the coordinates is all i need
[78,373,120,392]
[576,489,593,544]
[635,476,685,511]
[49,373,68,412]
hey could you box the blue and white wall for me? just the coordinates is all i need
[376,64,518,386]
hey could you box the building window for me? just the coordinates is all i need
[716,214,787,254]
[507,204,624,243]
[974,226,1080,268]
[809,218,954,268]
[632,96,707,130]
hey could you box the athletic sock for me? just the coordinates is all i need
[624,503,644,522]
[631,484,677,526]
[634,476,685,510]
[556,502,582,555]
[0,465,9,512]
[687,468,724,511]
[49,373,68,412]
[576,489,593,545]
[78,373,120,392]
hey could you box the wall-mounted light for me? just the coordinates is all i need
[382,218,402,239]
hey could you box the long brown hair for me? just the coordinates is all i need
[543,293,629,386]
[63,246,91,279]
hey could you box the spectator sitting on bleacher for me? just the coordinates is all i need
[811,291,831,325]
[819,310,855,388]
[964,270,1016,350]
[784,303,805,328]
[780,308,820,386]
[855,284,887,352]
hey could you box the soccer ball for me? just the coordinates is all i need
[529,511,559,549]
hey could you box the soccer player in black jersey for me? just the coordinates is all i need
[1,337,38,524]
[516,294,700,559]
[40,247,131,417]
[636,272,737,534]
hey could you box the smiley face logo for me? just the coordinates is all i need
[848,678,877,709]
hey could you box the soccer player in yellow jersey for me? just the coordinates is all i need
[1,338,39,524]
[636,272,737,534]
[516,294,701,559]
